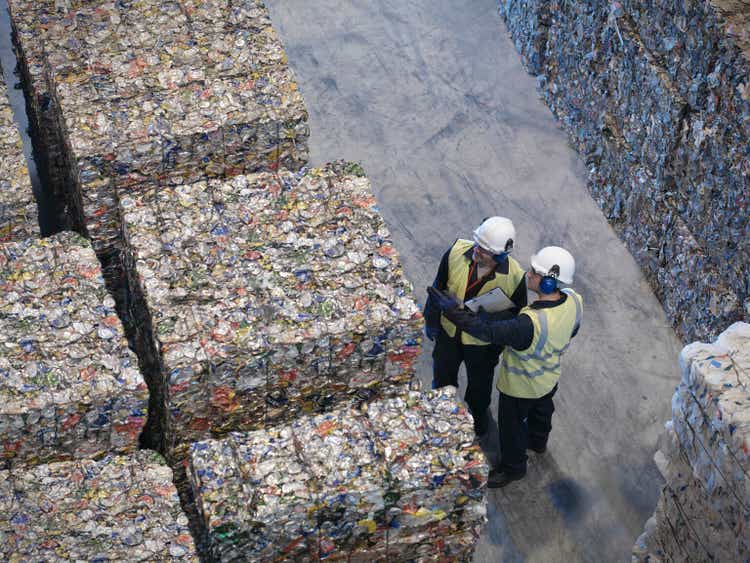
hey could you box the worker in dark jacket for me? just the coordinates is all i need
[423,217,527,436]
[428,245,582,488]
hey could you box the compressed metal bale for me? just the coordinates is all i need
[634,429,750,561]
[9,0,309,256]
[0,450,198,561]
[600,13,687,176]
[189,387,488,562]
[654,216,740,341]
[633,322,750,561]
[544,2,687,168]
[621,0,732,107]
[673,323,750,486]
[540,0,611,160]
[671,86,749,322]
[592,135,739,341]
[539,1,748,340]
[7,0,78,233]
[617,1,749,329]
[633,436,734,562]
[583,83,727,338]
[583,15,686,225]
[0,62,38,243]
[497,0,551,76]
[118,164,423,458]
[0,232,147,469]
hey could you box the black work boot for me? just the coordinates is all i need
[528,433,548,454]
[487,468,525,489]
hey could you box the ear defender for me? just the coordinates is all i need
[539,264,560,294]
[492,238,514,264]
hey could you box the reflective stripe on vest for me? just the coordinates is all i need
[440,239,525,346]
[498,289,583,398]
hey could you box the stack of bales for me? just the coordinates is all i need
[539,0,696,301]
[0,232,147,468]
[119,164,423,459]
[498,0,749,341]
[8,0,312,449]
[189,387,488,562]
[8,0,309,255]
[633,322,750,560]
[0,63,38,243]
[0,450,197,561]
[4,1,484,560]
[8,0,70,231]
[619,0,750,339]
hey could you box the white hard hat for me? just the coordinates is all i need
[530,246,575,284]
[472,216,516,255]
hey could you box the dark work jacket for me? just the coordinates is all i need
[443,293,580,350]
[424,242,527,333]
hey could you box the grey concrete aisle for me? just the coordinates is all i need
[266,1,683,561]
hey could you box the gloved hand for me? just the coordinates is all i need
[424,324,439,341]
[426,286,460,312]
[477,305,492,322]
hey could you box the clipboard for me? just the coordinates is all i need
[464,287,514,313]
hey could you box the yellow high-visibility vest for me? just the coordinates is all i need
[497,288,583,398]
[440,239,525,346]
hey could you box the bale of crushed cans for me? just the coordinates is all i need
[0,232,147,469]
[119,163,423,459]
[0,450,198,561]
[8,0,309,255]
[621,0,750,339]
[497,0,550,75]
[189,386,488,562]
[499,0,748,342]
[7,0,72,233]
[633,322,750,561]
[0,61,38,243]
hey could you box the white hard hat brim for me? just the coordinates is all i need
[530,254,573,284]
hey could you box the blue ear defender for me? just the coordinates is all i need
[493,251,509,264]
[492,238,514,264]
[539,264,560,294]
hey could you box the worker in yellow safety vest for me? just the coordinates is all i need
[428,245,582,488]
[423,217,527,436]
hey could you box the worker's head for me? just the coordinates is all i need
[472,216,515,267]
[527,246,575,294]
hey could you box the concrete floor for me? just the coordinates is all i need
[266,1,684,561]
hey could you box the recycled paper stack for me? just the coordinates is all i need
[8,0,309,254]
[0,451,198,561]
[0,232,147,469]
[189,387,488,562]
[0,62,38,243]
[633,322,750,561]
[119,164,423,456]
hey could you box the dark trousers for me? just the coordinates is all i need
[498,384,558,475]
[432,328,500,434]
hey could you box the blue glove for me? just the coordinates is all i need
[424,324,439,341]
[477,305,492,322]
[426,286,460,312]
